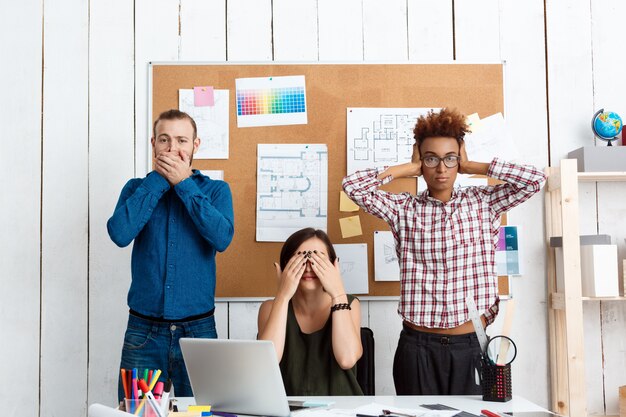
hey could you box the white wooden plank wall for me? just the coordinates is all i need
[0,1,42,416]
[40,0,89,416]
[179,0,227,61]
[88,0,136,408]
[407,0,453,61]
[135,0,180,176]
[4,1,626,414]
[591,1,626,413]
[497,0,550,407]
[227,0,273,62]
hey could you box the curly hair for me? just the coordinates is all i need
[413,108,468,149]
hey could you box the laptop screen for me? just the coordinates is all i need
[180,338,291,417]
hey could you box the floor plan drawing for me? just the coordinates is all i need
[347,107,433,175]
[256,144,328,242]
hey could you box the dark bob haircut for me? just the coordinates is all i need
[279,228,337,270]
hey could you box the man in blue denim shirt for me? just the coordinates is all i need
[108,109,234,400]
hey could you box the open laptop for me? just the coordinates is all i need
[180,338,291,417]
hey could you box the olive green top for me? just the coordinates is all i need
[279,295,363,396]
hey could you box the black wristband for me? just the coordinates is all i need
[330,303,351,313]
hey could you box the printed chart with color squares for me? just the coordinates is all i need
[235,75,308,127]
[496,225,521,276]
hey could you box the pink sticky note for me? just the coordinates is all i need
[194,86,214,106]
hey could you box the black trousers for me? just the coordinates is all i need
[393,323,482,395]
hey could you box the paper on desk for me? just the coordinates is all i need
[293,403,459,417]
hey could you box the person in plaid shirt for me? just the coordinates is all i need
[342,108,546,395]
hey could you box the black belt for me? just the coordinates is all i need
[402,323,479,345]
[129,308,215,323]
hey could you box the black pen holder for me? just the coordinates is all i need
[481,362,512,402]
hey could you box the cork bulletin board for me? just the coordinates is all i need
[150,63,506,298]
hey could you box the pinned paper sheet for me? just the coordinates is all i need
[339,215,362,238]
[374,231,400,281]
[200,170,224,181]
[466,112,482,133]
[464,112,520,162]
[339,191,360,212]
[333,243,368,294]
[194,86,214,106]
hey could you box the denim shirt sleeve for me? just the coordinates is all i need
[107,172,170,247]
[174,177,235,252]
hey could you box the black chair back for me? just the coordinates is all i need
[356,327,375,395]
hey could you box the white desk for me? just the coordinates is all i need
[175,395,547,415]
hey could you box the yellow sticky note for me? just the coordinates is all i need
[340,191,360,212]
[466,113,482,133]
[188,405,212,412]
[339,215,362,238]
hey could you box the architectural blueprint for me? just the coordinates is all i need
[178,89,229,159]
[346,107,432,175]
[256,144,328,242]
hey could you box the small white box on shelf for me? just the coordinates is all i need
[580,244,618,297]
[551,234,618,297]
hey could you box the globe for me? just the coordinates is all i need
[591,109,623,145]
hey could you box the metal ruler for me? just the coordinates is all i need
[466,295,489,353]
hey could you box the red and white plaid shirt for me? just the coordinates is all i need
[342,158,546,328]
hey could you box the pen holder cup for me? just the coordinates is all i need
[123,398,165,416]
[481,362,512,402]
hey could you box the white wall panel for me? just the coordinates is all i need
[582,302,605,415]
[272,0,318,61]
[597,182,626,414]
[497,0,549,408]
[0,1,42,416]
[40,0,89,415]
[545,0,594,162]
[369,301,402,395]
[89,0,136,406]
[135,0,180,176]
[362,0,407,61]
[318,0,363,61]
[215,302,229,338]
[591,2,626,411]
[407,0,453,61]
[227,0,273,61]
[454,0,500,62]
[180,0,227,61]
[229,302,262,340]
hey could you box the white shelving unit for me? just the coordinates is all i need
[545,159,626,417]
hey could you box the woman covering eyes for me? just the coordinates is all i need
[257,228,364,395]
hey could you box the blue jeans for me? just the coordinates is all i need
[118,311,217,402]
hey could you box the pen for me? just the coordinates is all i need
[132,368,138,405]
[213,412,239,417]
[135,370,163,415]
[138,379,165,417]
[481,410,501,417]
[160,379,172,416]
[153,381,164,399]
[121,369,130,400]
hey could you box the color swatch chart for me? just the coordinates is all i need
[496,225,520,275]
[237,87,305,116]
[235,75,308,128]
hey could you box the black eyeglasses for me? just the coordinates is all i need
[420,155,461,168]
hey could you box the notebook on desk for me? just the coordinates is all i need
[180,338,291,417]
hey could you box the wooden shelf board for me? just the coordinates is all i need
[577,172,626,182]
[581,296,626,301]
